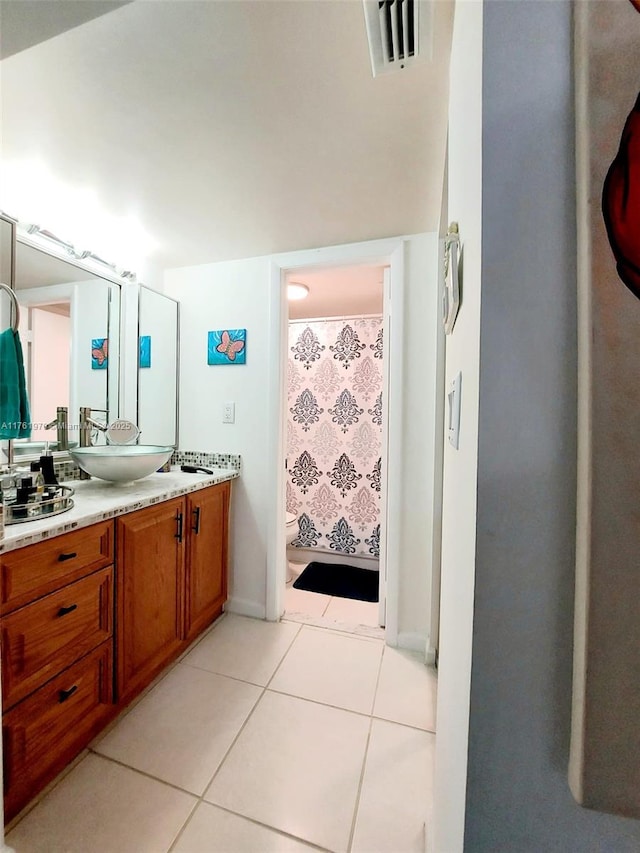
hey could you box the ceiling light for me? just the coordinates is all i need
[288,282,309,301]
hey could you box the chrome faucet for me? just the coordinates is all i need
[44,406,69,451]
[79,407,108,448]
[78,407,108,480]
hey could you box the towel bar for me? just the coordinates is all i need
[0,282,20,332]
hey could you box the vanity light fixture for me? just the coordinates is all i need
[287,282,309,301]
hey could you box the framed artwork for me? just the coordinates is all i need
[442,223,460,335]
[91,338,108,370]
[139,335,151,368]
[208,329,246,365]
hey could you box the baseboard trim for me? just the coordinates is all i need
[397,631,428,653]
[425,635,437,666]
[226,597,266,620]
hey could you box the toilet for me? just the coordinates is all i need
[285,512,297,583]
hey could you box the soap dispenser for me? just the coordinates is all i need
[39,444,58,486]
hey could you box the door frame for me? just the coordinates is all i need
[264,237,406,645]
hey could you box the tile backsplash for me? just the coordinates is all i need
[171,450,242,471]
[49,451,241,483]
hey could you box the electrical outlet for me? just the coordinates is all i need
[222,402,235,424]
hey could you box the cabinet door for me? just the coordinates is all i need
[116,498,185,704]
[185,482,229,641]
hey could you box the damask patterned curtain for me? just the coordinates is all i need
[287,317,383,561]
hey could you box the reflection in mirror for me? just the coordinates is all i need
[0,214,16,466]
[1,238,121,462]
[137,286,178,447]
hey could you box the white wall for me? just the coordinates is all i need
[431,1,483,849]
[398,233,442,647]
[165,255,274,617]
[72,281,110,434]
[435,1,640,849]
[30,308,70,440]
[137,287,178,446]
[165,233,441,642]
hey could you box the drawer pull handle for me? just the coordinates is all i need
[57,604,78,617]
[57,552,78,562]
[59,685,78,703]
[175,511,183,543]
[192,506,201,535]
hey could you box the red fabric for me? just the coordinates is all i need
[603,94,640,298]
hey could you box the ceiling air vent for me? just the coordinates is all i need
[363,0,432,77]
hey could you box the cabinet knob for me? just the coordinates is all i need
[192,506,201,535]
[175,511,183,543]
[57,604,78,617]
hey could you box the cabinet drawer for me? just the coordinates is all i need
[3,640,114,821]
[2,566,113,710]
[0,521,114,615]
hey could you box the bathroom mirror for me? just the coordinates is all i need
[137,286,178,447]
[0,235,121,463]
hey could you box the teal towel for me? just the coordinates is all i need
[0,328,31,439]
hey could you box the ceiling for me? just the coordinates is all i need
[0,1,131,59]
[0,0,453,277]
[287,265,383,321]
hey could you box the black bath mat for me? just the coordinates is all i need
[293,561,379,602]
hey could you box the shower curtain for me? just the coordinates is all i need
[287,317,383,561]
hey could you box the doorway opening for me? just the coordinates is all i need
[281,263,388,638]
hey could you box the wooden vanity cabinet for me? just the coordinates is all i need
[1,479,231,821]
[0,522,116,821]
[116,481,230,705]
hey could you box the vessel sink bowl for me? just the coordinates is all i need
[70,445,174,483]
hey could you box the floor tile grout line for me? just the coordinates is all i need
[264,686,381,722]
[370,713,437,734]
[171,799,336,853]
[91,612,231,752]
[165,805,203,853]
[181,645,434,731]
[262,620,305,691]
[179,658,273,688]
[9,612,433,851]
[346,715,375,853]
[86,750,204,799]
[371,638,388,716]
[165,795,200,853]
[193,620,304,799]
[344,633,388,852]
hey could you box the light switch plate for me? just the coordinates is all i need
[448,372,461,449]
[223,402,235,424]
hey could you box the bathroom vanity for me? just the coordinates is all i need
[0,468,237,821]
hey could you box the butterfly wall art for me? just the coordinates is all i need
[91,338,108,370]
[207,329,247,365]
[139,335,151,368]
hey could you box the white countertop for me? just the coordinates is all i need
[0,467,239,554]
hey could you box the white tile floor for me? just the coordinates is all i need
[6,612,437,853]
[284,562,383,640]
